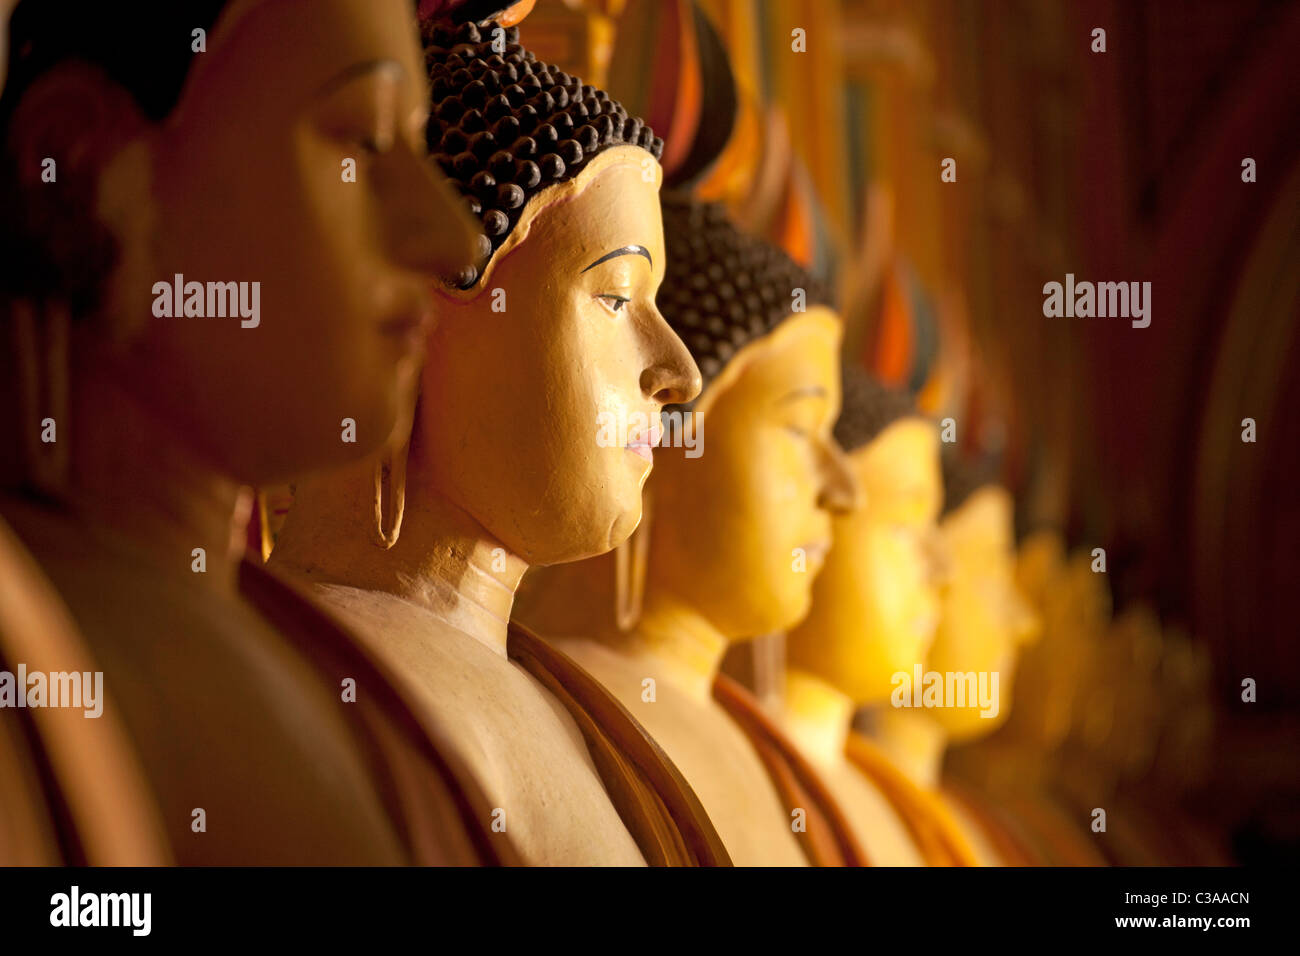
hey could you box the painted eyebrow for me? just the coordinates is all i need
[580,245,653,273]
[313,59,405,99]
[777,385,829,405]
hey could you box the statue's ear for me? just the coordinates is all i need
[7,61,151,190]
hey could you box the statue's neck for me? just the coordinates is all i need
[633,594,729,703]
[781,669,853,768]
[272,462,527,657]
[871,708,949,790]
[69,365,248,596]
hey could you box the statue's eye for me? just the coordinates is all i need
[356,133,391,155]
[598,294,630,314]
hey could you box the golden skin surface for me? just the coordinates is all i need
[870,485,1041,864]
[272,148,699,865]
[0,0,483,862]
[926,486,1041,740]
[422,146,699,565]
[7,0,477,483]
[644,307,857,638]
[524,309,860,865]
[780,417,945,865]
[786,419,945,703]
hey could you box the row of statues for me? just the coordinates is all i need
[0,0,1219,864]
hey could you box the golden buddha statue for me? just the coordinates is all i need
[270,12,716,866]
[0,0,504,864]
[779,366,964,865]
[1057,602,1219,864]
[516,195,861,866]
[946,533,1113,864]
[869,467,1042,865]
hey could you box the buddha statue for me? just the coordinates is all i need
[516,195,861,866]
[945,533,1113,865]
[779,366,964,865]
[868,466,1042,865]
[0,0,504,864]
[270,11,716,866]
[1060,602,1209,865]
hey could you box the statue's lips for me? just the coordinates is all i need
[624,421,664,462]
[802,540,831,566]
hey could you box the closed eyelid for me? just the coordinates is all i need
[312,59,405,101]
[777,385,829,406]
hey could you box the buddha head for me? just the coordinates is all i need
[1002,533,1111,754]
[392,15,699,564]
[516,196,857,639]
[923,468,1040,741]
[785,368,944,704]
[0,0,476,487]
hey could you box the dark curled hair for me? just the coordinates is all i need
[655,193,832,402]
[0,1,230,305]
[940,450,997,517]
[420,19,663,288]
[833,363,921,454]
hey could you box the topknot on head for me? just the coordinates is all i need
[834,364,921,454]
[421,20,663,289]
[656,194,832,398]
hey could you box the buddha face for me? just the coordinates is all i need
[414,147,701,565]
[1005,530,1071,747]
[7,0,476,483]
[786,418,944,703]
[646,308,857,638]
[925,486,1040,740]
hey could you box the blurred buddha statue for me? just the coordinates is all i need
[947,534,1112,864]
[516,196,861,866]
[870,467,1042,864]
[271,11,717,866]
[780,367,964,865]
[0,0,501,864]
[1062,603,1220,864]
[1148,629,1229,863]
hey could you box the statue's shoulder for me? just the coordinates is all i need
[507,621,733,866]
[0,508,170,864]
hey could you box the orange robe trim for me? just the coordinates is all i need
[507,622,732,866]
[713,673,868,866]
[942,783,1041,866]
[844,731,980,866]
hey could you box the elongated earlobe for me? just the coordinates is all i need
[372,437,409,549]
[11,299,70,498]
[614,488,651,631]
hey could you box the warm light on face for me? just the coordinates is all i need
[925,485,1040,740]
[83,0,476,483]
[647,308,855,639]
[786,418,944,703]
[415,148,700,566]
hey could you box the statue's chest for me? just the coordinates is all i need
[398,637,647,866]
